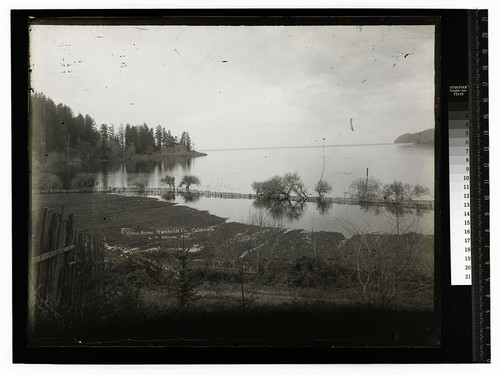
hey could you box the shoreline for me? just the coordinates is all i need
[32,150,207,168]
[31,190,435,238]
[31,193,226,246]
[29,192,435,340]
[31,191,434,258]
[33,188,435,209]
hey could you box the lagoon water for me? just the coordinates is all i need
[45,144,435,235]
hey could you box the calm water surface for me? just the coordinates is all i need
[43,144,435,235]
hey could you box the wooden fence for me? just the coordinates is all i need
[29,207,105,331]
[33,187,434,209]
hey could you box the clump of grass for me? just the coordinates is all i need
[70,172,99,189]
[33,172,63,190]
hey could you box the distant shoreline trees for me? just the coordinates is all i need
[31,92,199,165]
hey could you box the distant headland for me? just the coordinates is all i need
[394,128,434,145]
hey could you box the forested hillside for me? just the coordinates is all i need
[30,92,199,165]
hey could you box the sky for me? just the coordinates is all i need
[30,24,435,150]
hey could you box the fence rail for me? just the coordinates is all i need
[33,187,434,209]
[31,244,75,264]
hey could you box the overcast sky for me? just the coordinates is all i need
[30,24,435,150]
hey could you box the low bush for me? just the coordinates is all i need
[70,172,99,189]
[33,172,63,190]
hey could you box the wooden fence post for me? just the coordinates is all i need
[29,208,106,332]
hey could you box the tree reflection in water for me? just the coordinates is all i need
[315,198,333,216]
[178,191,201,203]
[253,197,429,233]
[359,203,429,235]
[253,198,306,221]
[360,203,427,218]
[124,157,193,174]
[161,192,176,202]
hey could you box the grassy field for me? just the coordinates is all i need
[31,193,225,245]
[30,192,437,346]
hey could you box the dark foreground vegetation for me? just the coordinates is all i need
[31,305,438,347]
[29,193,437,346]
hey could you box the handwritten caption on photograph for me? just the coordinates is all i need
[121,226,215,240]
